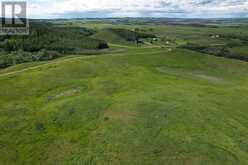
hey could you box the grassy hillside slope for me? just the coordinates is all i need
[0,47,248,164]
[93,28,129,45]
[86,22,248,61]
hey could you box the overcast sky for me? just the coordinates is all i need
[2,0,248,18]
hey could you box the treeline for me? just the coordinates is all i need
[181,32,248,62]
[181,43,248,62]
[220,33,248,43]
[109,28,156,42]
[0,23,109,53]
[0,50,61,68]
[170,23,218,28]
[0,22,109,68]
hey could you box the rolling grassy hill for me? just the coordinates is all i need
[92,28,129,45]
[0,45,248,164]
[85,22,248,61]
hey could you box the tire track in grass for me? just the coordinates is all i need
[0,49,166,78]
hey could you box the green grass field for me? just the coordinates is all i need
[229,46,248,57]
[0,42,248,164]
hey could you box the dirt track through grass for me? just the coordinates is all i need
[0,49,165,78]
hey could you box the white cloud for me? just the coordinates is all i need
[1,0,248,18]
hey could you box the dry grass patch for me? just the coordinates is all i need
[104,110,137,122]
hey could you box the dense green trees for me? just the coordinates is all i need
[0,22,109,68]
[0,23,108,53]
[109,28,156,42]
